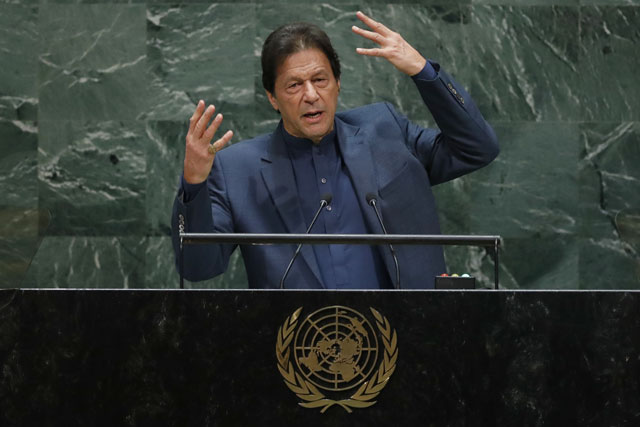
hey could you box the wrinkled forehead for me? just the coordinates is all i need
[275,48,334,82]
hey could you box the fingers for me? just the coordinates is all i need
[183,102,234,184]
[194,104,217,139]
[188,100,205,134]
[355,48,384,57]
[351,25,383,45]
[201,112,224,143]
[352,11,426,76]
[207,130,233,158]
[212,130,234,153]
[356,11,391,36]
[352,11,394,57]
[187,101,233,148]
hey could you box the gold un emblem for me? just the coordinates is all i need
[276,306,398,413]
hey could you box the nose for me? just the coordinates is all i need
[302,81,319,103]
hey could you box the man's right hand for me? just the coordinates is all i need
[183,100,234,184]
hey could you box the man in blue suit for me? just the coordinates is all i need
[172,12,499,289]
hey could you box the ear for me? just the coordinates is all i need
[337,79,341,93]
[266,91,279,112]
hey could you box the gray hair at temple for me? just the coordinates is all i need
[261,22,341,94]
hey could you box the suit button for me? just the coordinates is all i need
[326,205,332,212]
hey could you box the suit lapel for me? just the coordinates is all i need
[260,123,324,288]
[336,117,398,286]
[336,118,379,232]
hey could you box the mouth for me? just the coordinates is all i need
[302,111,323,122]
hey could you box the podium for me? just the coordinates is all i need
[1,288,639,426]
[178,232,503,289]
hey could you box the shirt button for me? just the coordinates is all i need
[321,178,327,184]
[326,205,332,211]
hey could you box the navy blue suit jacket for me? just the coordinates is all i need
[172,64,499,289]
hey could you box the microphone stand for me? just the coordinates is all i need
[280,194,332,289]
[366,194,401,289]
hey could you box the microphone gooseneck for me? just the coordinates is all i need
[279,194,333,289]
[366,193,401,290]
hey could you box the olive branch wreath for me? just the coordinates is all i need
[275,307,398,413]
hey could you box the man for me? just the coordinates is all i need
[172,12,498,289]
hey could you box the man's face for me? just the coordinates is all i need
[267,48,340,144]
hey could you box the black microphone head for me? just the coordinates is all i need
[321,193,333,205]
[365,192,377,205]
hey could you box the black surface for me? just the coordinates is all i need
[435,276,476,289]
[1,289,639,426]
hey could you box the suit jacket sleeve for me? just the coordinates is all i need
[388,61,499,185]
[171,156,236,282]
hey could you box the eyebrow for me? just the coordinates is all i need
[284,68,329,82]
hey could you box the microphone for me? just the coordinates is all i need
[279,193,333,289]
[366,193,401,289]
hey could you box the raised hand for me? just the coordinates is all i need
[352,11,427,76]
[183,100,234,184]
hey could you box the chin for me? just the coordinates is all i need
[307,125,332,140]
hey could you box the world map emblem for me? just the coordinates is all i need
[276,306,398,413]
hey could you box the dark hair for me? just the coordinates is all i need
[261,22,341,94]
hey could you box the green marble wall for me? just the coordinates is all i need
[1,1,638,289]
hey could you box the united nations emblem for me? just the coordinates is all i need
[276,306,398,413]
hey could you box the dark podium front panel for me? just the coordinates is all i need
[1,289,639,426]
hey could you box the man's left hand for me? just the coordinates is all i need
[352,11,426,77]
